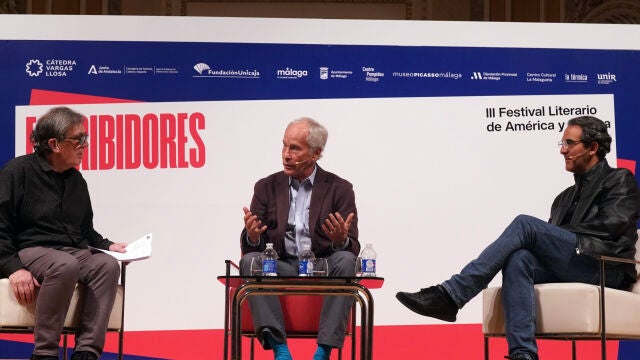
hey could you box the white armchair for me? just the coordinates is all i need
[0,262,128,360]
[482,231,640,360]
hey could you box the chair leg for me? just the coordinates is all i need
[483,336,489,360]
[118,329,124,360]
[338,346,342,360]
[572,340,576,360]
[351,304,356,360]
[251,337,255,360]
[63,334,68,360]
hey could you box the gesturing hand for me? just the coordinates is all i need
[321,212,354,246]
[243,206,267,243]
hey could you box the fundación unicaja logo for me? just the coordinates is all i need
[193,62,211,75]
[26,59,44,77]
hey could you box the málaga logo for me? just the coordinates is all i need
[25,59,43,77]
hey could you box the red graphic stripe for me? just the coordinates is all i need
[29,89,140,105]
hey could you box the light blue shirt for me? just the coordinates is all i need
[285,167,317,256]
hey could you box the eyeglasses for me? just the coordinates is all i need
[558,139,583,149]
[62,133,89,149]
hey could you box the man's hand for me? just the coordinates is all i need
[321,212,354,246]
[109,243,128,253]
[8,269,40,305]
[243,207,267,243]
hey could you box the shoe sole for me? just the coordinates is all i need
[395,292,457,322]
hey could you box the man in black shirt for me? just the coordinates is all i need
[0,107,127,360]
[396,116,639,360]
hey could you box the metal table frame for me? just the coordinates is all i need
[219,263,383,360]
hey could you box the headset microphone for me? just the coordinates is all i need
[294,156,315,165]
[567,151,588,160]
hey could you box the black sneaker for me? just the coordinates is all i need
[70,351,98,360]
[505,353,537,360]
[395,285,459,322]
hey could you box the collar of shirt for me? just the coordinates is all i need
[36,153,54,172]
[289,165,318,189]
[573,159,606,189]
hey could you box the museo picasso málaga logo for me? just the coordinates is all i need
[25,58,77,77]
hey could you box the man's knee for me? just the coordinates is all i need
[328,251,356,276]
[240,252,261,276]
[47,254,81,282]
[512,214,537,227]
[100,255,121,277]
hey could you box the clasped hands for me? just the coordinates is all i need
[243,206,354,246]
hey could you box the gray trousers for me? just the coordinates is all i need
[239,251,356,349]
[18,246,120,358]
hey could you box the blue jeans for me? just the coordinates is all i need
[441,215,627,357]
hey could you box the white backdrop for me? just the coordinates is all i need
[15,93,616,330]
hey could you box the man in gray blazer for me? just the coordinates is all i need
[240,117,360,360]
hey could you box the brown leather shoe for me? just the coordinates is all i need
[395,285,458,322]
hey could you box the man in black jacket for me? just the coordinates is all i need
[0,107,127,360]
[396,115,640,360]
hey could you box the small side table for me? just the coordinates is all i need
[218,268,383,360]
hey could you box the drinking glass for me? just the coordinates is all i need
[313,258,329,277]
[354,256,363,277]
[250,256,263,276]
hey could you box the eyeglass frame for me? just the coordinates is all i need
[558,139,583,149]
[61,133,89,149]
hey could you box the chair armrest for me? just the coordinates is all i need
[598,255,640,266]
[225,260,240,271]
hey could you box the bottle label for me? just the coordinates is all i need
[262,259,277,275]
[298,259,314,276]
[361,259,376,274]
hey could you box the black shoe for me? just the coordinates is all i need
[31,355,58,360]
[505,353,537,360]
[395,285,459,322]
[70,351,98,360]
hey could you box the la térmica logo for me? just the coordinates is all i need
[25,58,77,77]
[25,59,43,77]
[564,73,588,83]
[192,62,260,79]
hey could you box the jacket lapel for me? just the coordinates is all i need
[310,166,329,234]
[276,173,290,236]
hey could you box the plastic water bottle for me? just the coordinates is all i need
[360,243,377,277]
[261,243,278,276]
[298,243,315,277]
